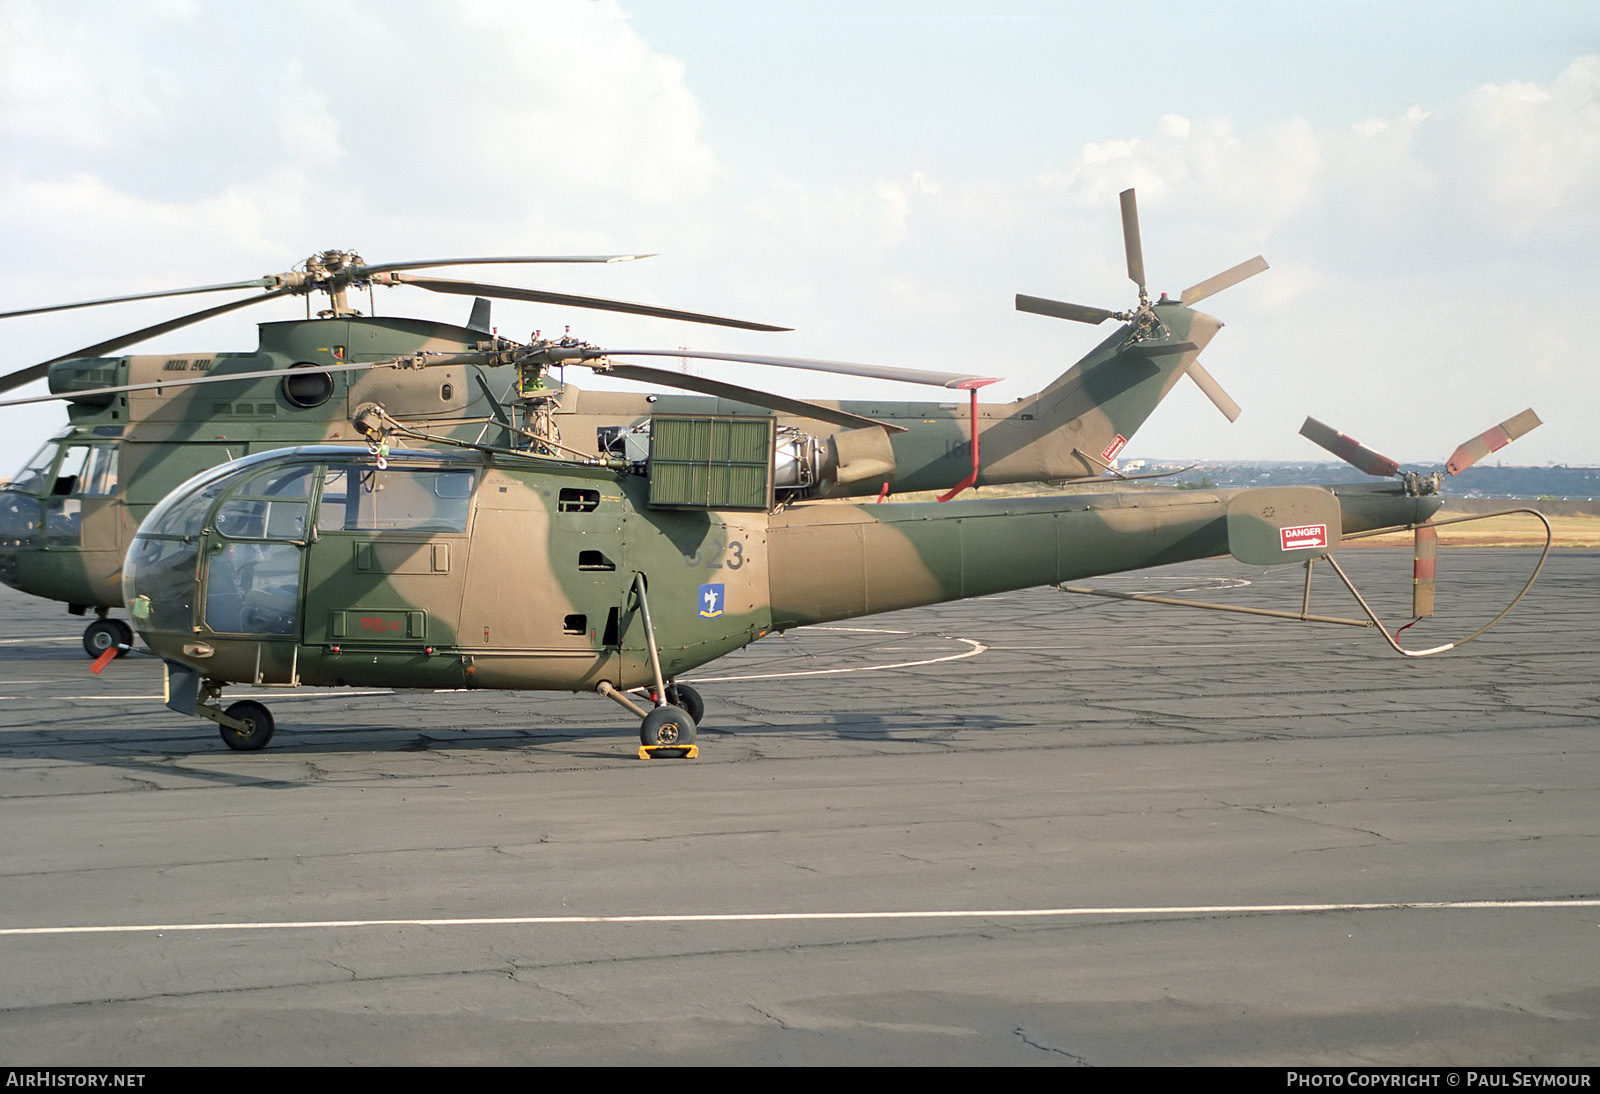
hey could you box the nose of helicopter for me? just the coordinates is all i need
[0,491,42,589]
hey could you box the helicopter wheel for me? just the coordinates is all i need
[83,618,133,659]
[220,700,276,752]
[665,683,705,726]
[640,705,696,748]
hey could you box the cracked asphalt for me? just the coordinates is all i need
[0,549,1596,1065]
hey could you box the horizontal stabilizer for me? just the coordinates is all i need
[1227,487,1342,566]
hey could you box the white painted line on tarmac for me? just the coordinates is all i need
[688,638,986,683]
[5,690,395,702]
[0,636,79,645]
[9,623,983,696]
[3,898,1597,937]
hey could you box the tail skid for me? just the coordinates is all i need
[1062,504,1552,659]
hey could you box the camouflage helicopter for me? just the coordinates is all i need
[0,190,1265,658]
[119,395,1544,755]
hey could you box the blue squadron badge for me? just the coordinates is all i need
[698,583,725,619]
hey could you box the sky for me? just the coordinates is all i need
[1,0,1596,474]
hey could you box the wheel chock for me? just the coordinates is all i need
[639,744,698,760]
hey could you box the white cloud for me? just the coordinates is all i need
[689,56,1599,463]
[1419,55,1600,241]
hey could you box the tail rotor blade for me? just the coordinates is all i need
[1180,255,1269,306]
[1186,360,1241,422]
[1412,524,1438,618]
[1300,417,1402,478]
[1119,189,1146,292]
[1445,408,1542,475]
[1015,294,1120,325]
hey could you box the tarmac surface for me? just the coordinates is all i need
[0,547,1596,1066]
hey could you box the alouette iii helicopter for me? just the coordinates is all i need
[119,404,1545,757]
[0,190,1266,658]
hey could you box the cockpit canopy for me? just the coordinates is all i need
[125,447,478,637]
[0,432,121,552]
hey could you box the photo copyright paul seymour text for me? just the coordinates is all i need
[1288,1074,1592,1088]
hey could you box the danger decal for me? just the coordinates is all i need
[1279,524,1329,551]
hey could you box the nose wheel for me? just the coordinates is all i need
[83,617,132,659]
[218,700,276,751]
[186,675,278,752]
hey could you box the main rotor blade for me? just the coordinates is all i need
[0,277,285,321]
[1015,294,1120,325]
[596,362,905,433]
[1299,417,1401,478]
[1180,255,1269,306]
[1119,188,1146,292]
[0,287,296,397]
[565,348,998,390]
[0,256,657,322]
[358,254,653,275]
[1185,360,1241,422]
[1445,408,1542,475]
[381,272,790,332]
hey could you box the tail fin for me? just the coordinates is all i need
[996,187,1261,481]
[974,301,1223,483]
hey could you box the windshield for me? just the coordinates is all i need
[5,439,64,496]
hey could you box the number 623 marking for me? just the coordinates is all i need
[685,537,744,570]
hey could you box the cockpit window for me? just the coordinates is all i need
[139,456,253,536]
[154,480,230,539]
[232,464,315,500]
[79,446,119,496]
[6,440,63,496]
[50,445,119,497]
[316,466,474,533]
[204,541,300,635]
[213,464,314,541]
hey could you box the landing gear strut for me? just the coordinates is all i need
[594,573,701,758]
[182,674,278,752]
